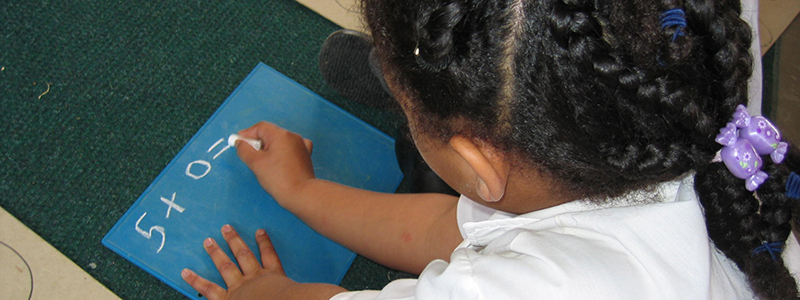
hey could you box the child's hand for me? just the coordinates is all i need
[181,225,297,300]
[234,122,315,202]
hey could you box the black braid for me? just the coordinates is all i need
[412,2,464,72]
[759,163,794,246]
[519,0,725,197]
[695,163,760,262]
[683,0,799,297]
[696,162,799,299]
[696,155,800,300]
[787,145,800,237]
[364,0,800,298]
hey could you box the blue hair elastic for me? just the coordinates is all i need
[752,241,784,261]
[660,8,687,41]
[787,172,800,200]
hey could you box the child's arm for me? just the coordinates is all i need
[235,122,463,274]
[280,181,461,274]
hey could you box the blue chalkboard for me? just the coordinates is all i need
[103,63,403,299]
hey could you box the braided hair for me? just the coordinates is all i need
[363,0,799,298]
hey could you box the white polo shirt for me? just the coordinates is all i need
[332,174,799,299]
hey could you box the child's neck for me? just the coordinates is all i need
[476,171,573,215]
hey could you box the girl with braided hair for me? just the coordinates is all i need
[180,0,800,299]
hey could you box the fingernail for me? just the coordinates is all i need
[181,269,191,278]
[204,238,213,247]
[222,224,232,233]
[256,229,266,236]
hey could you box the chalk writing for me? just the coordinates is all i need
[185,160,212,180]
[184,138,232,180]
[209,138,232,160]
[207,138,224,153]
[135,212,166,253]
[136,136,233,253]
[160,192,185,219]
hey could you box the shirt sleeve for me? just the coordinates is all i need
[330,251,485,300]
[330,279,418,300]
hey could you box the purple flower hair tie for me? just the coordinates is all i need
[714,105,788,191]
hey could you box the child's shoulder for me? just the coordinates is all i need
[443,176,750,298]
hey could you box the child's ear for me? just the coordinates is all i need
[449,135,509,202]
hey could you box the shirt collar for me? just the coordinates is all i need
[457,174,693,248]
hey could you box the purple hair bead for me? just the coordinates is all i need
[731,104,750,128]
[731,105,788,163]
[718,138,766,191]
[714,123,739,147]
[731,105,751,128]
[772,143,788,164]
[715,105,787,191]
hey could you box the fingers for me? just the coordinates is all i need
[181,269,227,300]
[303,138,313,155]
[236,121,312,154]
[235,122,308,165]
[220,224,262,276]
[187,225,288,300]
[255,229,285,275]
[237,121,284,151]
[232,122,316,199]
[203,237,243,286]
[234,122,275,165]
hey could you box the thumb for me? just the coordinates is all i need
[233,121,281,167]
[235,138,261,167]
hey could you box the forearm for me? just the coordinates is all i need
[233,122,462,273]
[274,178,462,274]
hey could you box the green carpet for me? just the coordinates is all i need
[0,1,409,299]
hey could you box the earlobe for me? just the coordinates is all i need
[477,177,504,202]
[449,135,509,203]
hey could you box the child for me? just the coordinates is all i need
[180,0,800,298]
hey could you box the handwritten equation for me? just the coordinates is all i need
[134,138,233,253]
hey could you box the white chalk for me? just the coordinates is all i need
[228,134,262,150]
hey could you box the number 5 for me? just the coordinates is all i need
[135,212,166,253]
